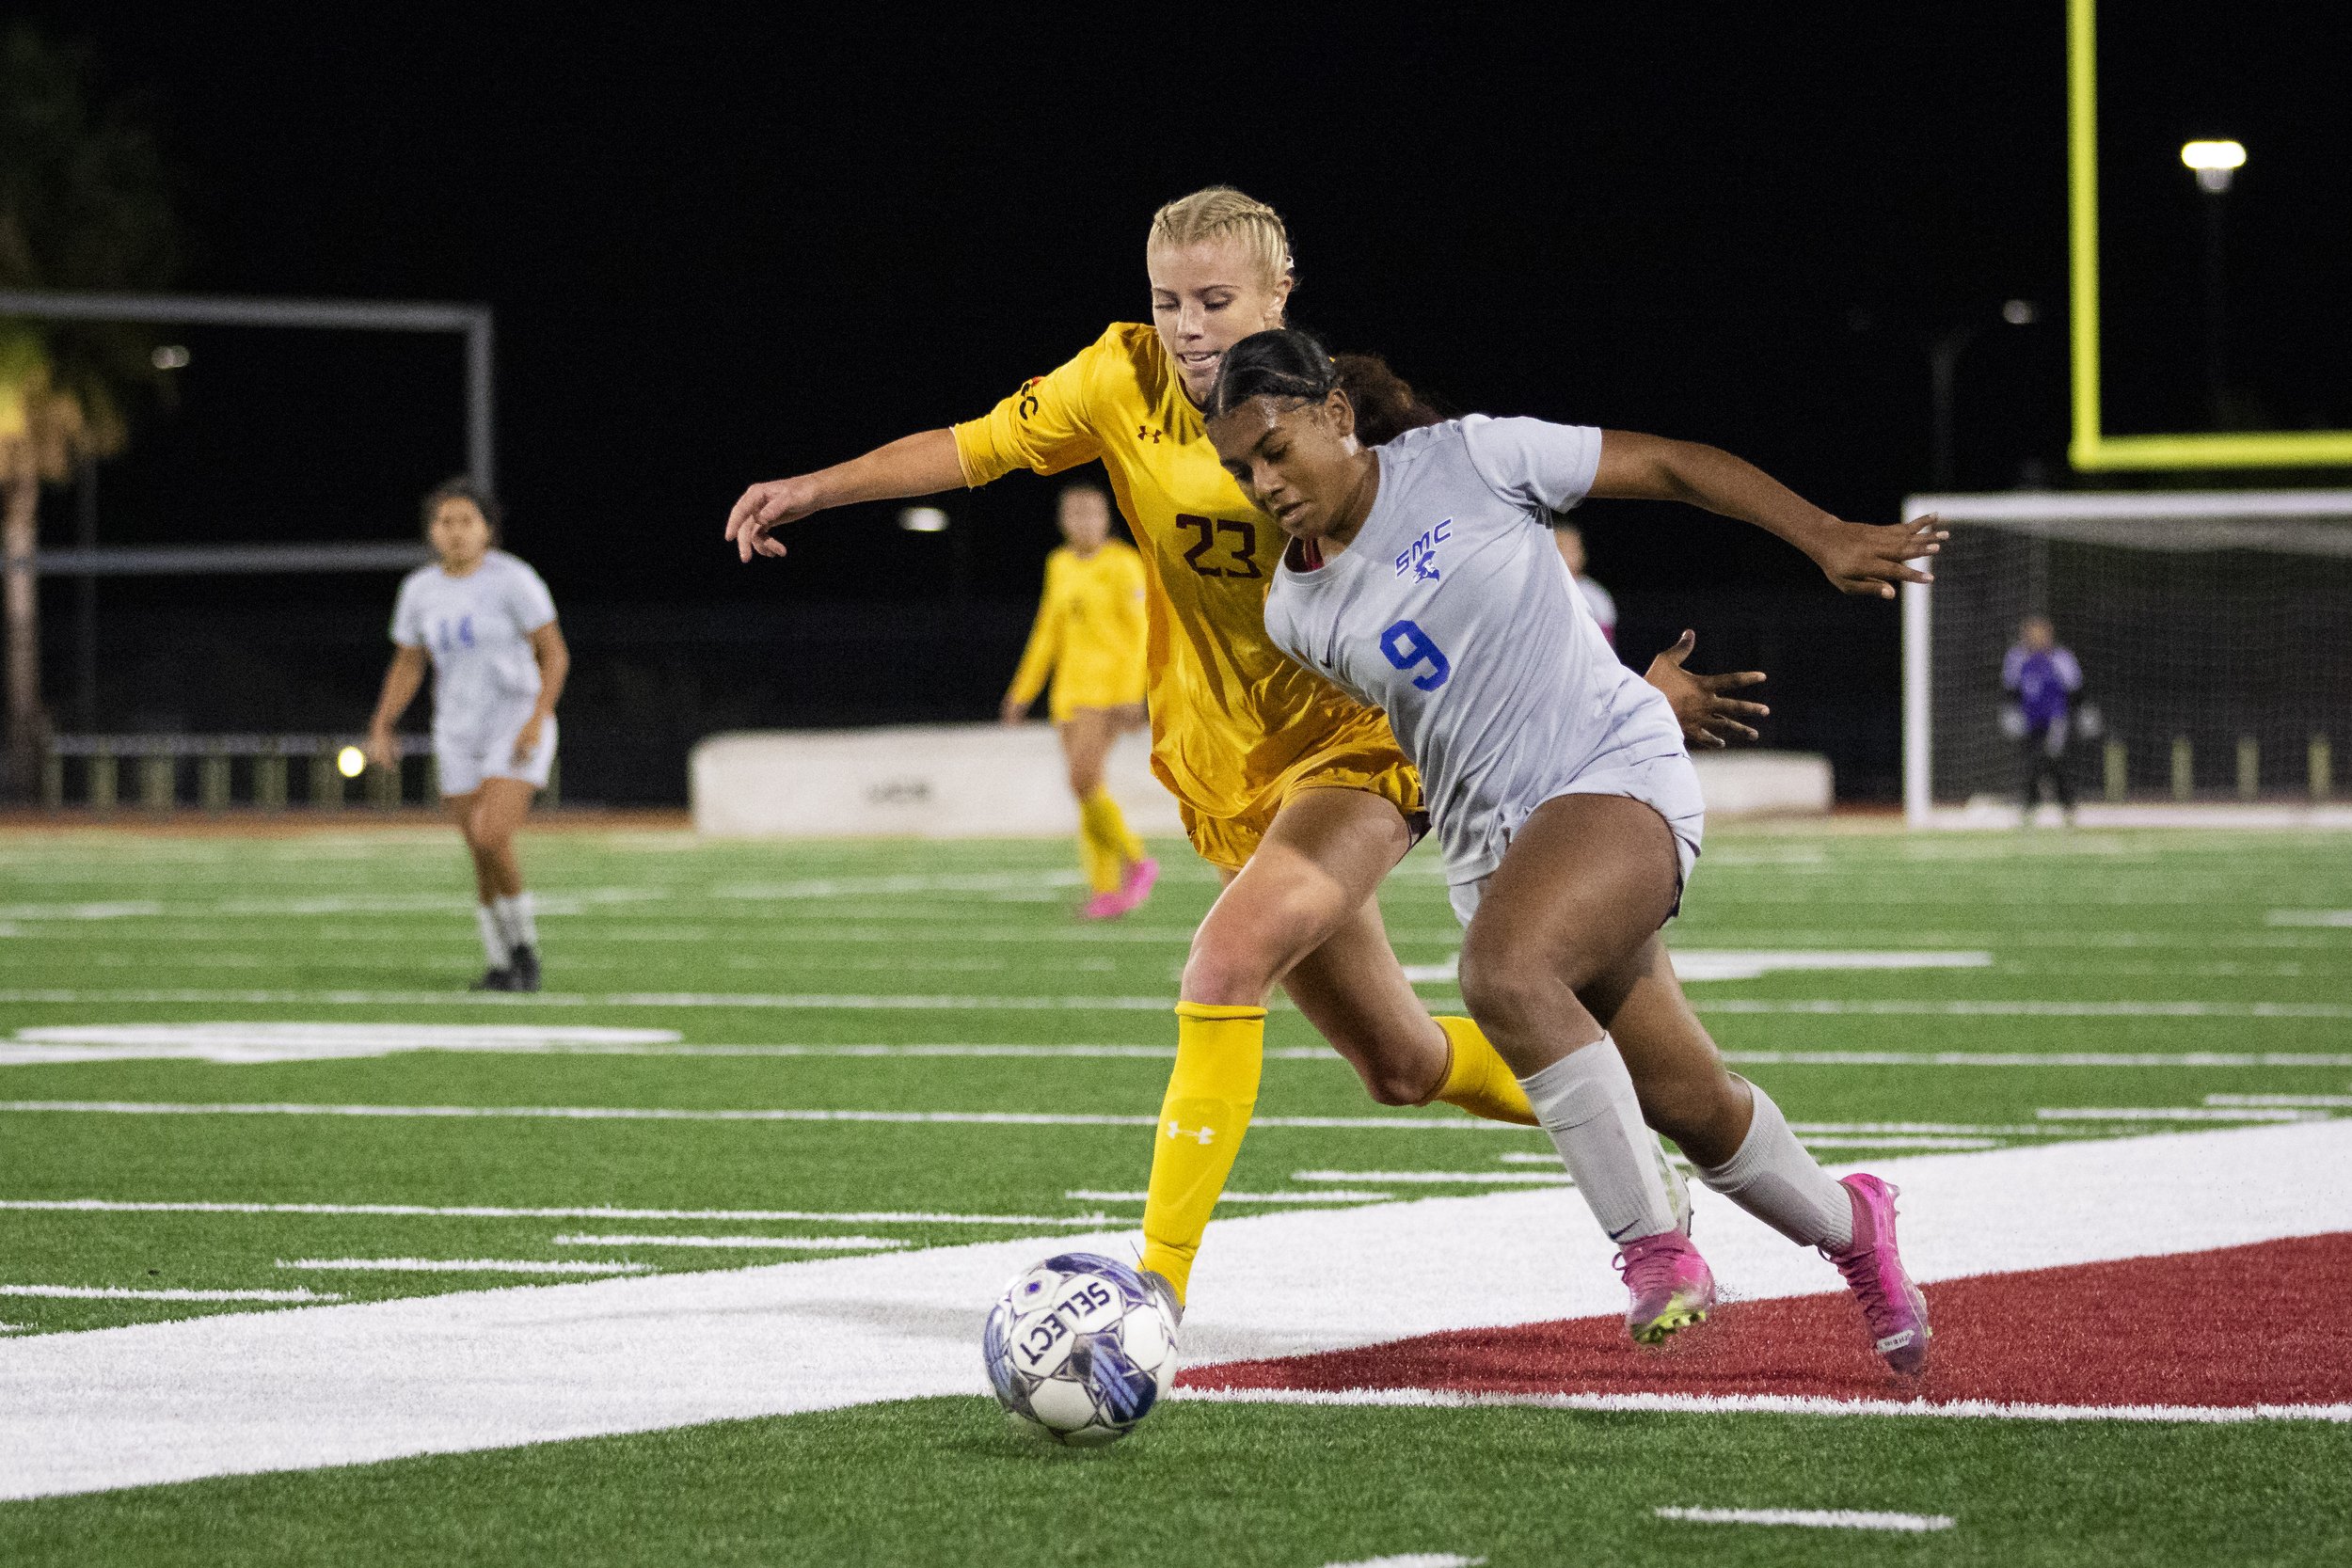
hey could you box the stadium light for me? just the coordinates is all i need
[2181,139,2246,194]
[336,746,366,779]
[898,507,949,533]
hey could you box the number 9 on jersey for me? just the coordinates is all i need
[1380,619,1451,690]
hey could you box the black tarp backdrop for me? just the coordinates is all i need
[22,6,2348,801]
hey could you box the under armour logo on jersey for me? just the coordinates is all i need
[1394,518,1454,582]
[1164,1119,1217,1146]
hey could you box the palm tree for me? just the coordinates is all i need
[0,25,177,796]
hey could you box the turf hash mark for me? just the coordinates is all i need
[1654,1507,1955,1532]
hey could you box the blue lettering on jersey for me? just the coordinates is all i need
[1380,619,1452,690]
[1393,518,1454,583]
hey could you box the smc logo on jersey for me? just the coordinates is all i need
[1394,518,1454,582]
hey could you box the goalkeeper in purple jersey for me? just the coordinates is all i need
[2003,615,2084,821]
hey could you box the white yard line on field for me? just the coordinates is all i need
[0,1198,1119,1227]
[1699,1000,2352,1019]
[548,1234,907,1251]
[4,1120,2350,1499]
[8,988,2352,1019]
[1294,1170,1570,1186]
[0,1284,337,1303]
[2266,910,2352,927]
[2036,1106,2331,1122]
[1350,949,1997,987]
[1796,1135,2004,1149]
[1066,1190,1395,1204]
[0,1101,1539,1132]
[0,989,1193,1011]
[1654,1506,1955,1532]
[9,1027,2352,1071]
[2207,1093,2352,1108]
[277,1259,652,1275]
[1318,1555,1486,1568]
[1718,1050,2352,1068]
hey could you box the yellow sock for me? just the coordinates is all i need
[1076,819,1120,895]
[1080,785,1146,867]
[1138,1001,1264,1304]
[1427,1014,1538,1126]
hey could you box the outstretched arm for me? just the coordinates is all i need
[1644,630,1769,749]
[1591,431,1945,598]
[724,428,966,562]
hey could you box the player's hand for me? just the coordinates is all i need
[363,725,401,773]
[1809,514,1947,598]
[1645,630,1768,750]
[999,695,1026,727]
[511,715,544,765]
[725,474,827,562]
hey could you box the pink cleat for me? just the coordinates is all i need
[1614,1230,1716,1345]
[1826,1173,1932,1376]
[1079,857,1159,921]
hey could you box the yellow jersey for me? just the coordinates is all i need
[956,324,1406,826]
[1006,540,1150,721]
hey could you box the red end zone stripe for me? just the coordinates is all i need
[1180,1231,2352,1411]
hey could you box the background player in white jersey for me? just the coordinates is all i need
[365,479,569,991]
[1552,521,1617,643]
[1208,328,1945,1372]
[1554,517,1768,749]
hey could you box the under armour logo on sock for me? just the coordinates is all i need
[1164,1120,1217,1146]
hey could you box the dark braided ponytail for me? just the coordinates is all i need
[1332,351,1443,446]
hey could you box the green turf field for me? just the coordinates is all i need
[3,821,2348,1565]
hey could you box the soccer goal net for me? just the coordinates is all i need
[1902,490,2352,827]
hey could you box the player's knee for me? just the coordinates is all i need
[1067,764,1103,798]
[1180,934,1279,1008]
[1355,1057,1432,1106]
[1455,933,1553,1035]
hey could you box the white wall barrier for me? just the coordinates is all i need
[691,725,1834,838]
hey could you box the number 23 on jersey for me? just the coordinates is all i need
[1175,515,1262,579]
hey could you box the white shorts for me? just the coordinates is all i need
[436,715,556,798]
[1446,748,1706,928]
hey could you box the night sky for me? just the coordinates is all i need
[22,6,2350,611]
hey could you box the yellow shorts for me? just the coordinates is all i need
[1047,691,1147,725]
[1178,737,1425,872]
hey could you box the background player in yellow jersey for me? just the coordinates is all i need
[1001,480,1158,919]
[726,187,1748,1312]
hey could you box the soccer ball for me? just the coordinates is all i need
[982,1252,1178,1447]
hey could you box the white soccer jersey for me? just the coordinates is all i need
[1264,417,1702,895]
[389,550,558,740]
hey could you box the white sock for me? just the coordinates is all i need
[475,904,511,968]
[493,892,537,952]
[1518,1035,1680,1245]
[1695,1082,1854,1251]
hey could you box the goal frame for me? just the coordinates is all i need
[1901,489,2352,828]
